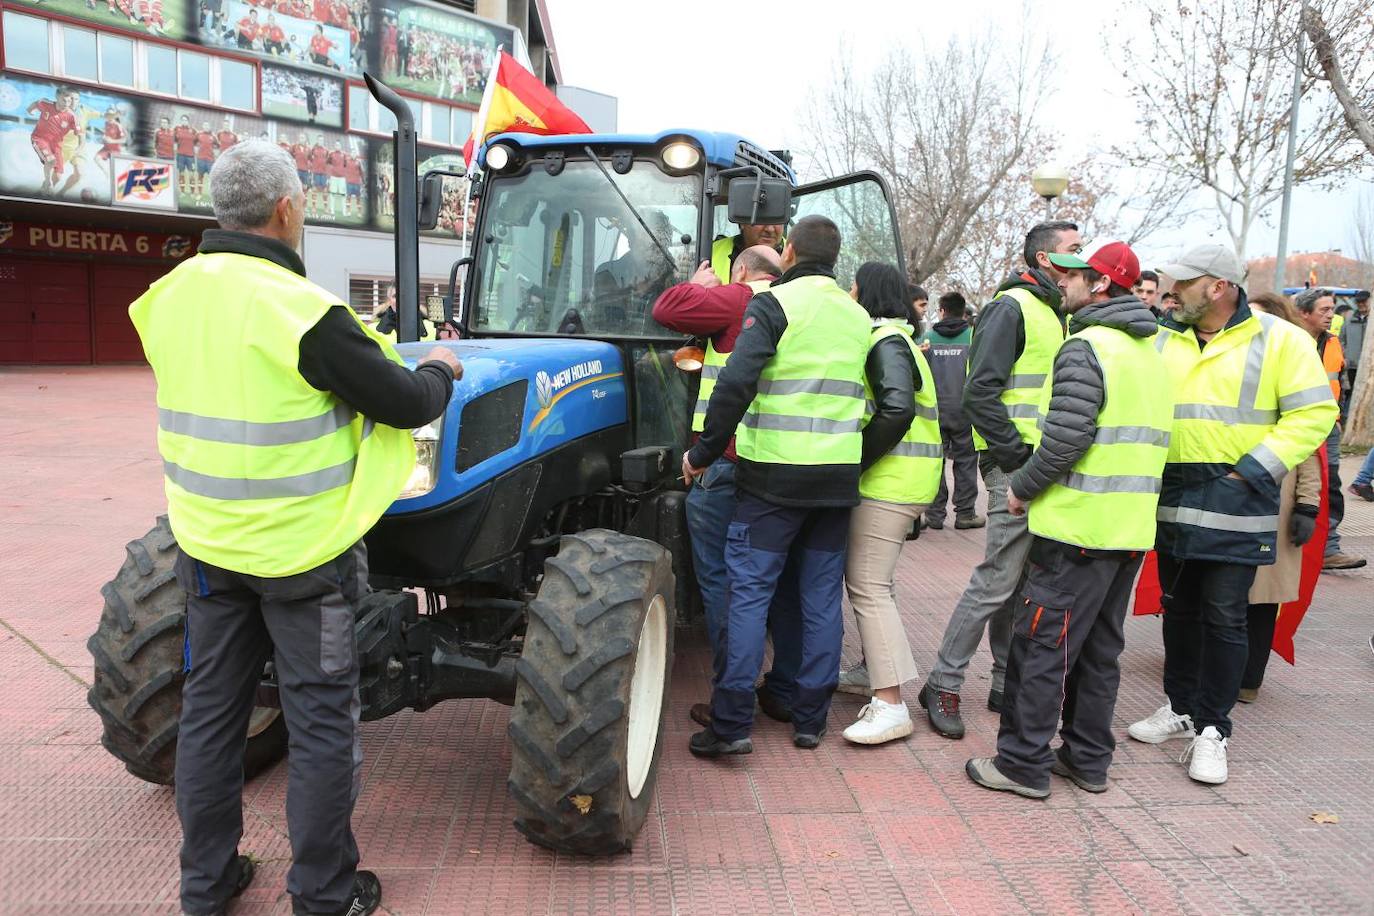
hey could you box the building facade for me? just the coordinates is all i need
[0,0,560,363]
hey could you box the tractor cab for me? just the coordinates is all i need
[457,129,906,451]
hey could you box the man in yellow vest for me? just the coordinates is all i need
[130,140,460,916]
[1127,244,1336,786]
[1294,288,1366,571]
[710,221,784,282]
[682,215,871,755]
[650,245,791,729]
[963,240,1173,798]
[922,220,1081,739]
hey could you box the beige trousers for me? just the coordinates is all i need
[845,498,922,691]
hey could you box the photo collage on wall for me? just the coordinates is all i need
[370,145,473,238]
[1,0,502,234]
[376,0,511,106]
[0,75,139,205]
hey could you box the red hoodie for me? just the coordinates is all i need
[651,280,761,462]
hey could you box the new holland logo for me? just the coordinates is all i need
[535,359,605,410]
[535,371,555,409]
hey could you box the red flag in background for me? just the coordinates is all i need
[1274,444,1329,664]
[462,51,591,168]
[1132,449,1329,665]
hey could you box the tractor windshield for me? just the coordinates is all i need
[472,160,701,338]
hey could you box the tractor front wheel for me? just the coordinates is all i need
[508,529,676,855]
[86,516,288,785]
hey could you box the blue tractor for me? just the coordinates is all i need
[87,78,907,855]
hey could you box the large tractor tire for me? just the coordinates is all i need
[508,529,675,855]
[87,516,288,785]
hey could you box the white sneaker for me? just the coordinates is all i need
[836,664,873,697]
[1127,703,1195,744]
[1181,726,1228,784]
[842,697,913,745]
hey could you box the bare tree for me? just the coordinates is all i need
[1298,3,1374,446]
[796,29,1052,284]
[1119,0,1365,258]
[1302,3,1374,159]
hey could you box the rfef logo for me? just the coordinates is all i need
[118,166,170,199]
[111,157,176,210]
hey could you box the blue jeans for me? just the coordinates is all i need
[711,491,848,740]
[1353,445,1374,487]
[686,459,800,700]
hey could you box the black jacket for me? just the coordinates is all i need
[861,326,919,471]
[686,262,862,507]
[962,269,1064,473]
[1009,295,1159,501]
[198,230,453,429]
[924,317,972,427]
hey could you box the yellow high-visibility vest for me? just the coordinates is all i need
[971,287,1065,450]
[735,274,870,467]
[859,322,943,504]
[130,252,416,577]
[1028,324,1173,550]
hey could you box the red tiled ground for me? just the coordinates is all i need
[2,366,1372,915]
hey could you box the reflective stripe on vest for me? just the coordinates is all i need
[691,279,772,433]
[1028,324,1174,550]
[860,323,943,504]
[734,274,871,467]
[971,287,1064,450]
[130,251,416,578]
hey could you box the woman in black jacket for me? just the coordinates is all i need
[837,262,935,745]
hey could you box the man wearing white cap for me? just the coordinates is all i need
[1126,243,1336,785]
[965,240,1173,798]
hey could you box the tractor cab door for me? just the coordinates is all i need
[790,171,906,292]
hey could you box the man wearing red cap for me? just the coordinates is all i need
[966,240,1174,798]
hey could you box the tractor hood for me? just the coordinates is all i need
[387,338,628,514]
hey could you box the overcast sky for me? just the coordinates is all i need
[548,0,1373,273]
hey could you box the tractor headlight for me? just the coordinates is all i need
[661,142,701,171]
[485,143,512,171]
[400,419,442,499]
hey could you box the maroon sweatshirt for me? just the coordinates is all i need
[651,281,756,462]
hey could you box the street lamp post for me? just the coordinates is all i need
[1032,164,1070,221]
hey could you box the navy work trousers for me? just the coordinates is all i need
[1159,552,1256,738]
[710,490,849,740]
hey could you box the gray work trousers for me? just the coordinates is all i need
[994,537,1141,790]
[926,464,1029,695]
[173,544,366,916]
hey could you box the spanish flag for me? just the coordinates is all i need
[462,51,591,168]
[1308,265,1319,288]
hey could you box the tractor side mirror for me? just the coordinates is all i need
[727,177,793,226]
[418,167,465,231]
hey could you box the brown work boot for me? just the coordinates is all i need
[1322,552,1368,571]
[955,514,986,529]
[689,702,711,728]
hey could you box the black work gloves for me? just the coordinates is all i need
[1290,504,1319,547]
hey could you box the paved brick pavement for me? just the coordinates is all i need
[1,366,1372,915]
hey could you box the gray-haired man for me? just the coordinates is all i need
[132,140,461,916]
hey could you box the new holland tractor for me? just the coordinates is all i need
[87,75,906,855]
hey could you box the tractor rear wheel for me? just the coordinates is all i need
[86,516,287,785]
[508,529,675,855]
